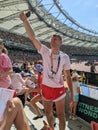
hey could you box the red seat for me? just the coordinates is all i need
[91,121,98,130]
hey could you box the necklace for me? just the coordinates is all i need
[50,52,60,75]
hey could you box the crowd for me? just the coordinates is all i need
[0,29,98,63]
[0,39,29,130]
[0,10,96,130]
[0,38,58,130]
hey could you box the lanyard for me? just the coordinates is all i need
[50,52,60,75]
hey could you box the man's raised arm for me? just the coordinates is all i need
[19,12,41,51]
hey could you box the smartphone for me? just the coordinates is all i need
[26,11,31,17]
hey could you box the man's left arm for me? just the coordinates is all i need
[64,70,73,102]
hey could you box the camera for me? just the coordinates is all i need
[25,11,31,17]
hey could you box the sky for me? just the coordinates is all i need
[59,0,98,32]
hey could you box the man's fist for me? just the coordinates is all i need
[19,12,27,22]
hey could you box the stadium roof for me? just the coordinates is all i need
[0,0,98,48]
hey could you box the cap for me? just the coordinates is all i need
[71,73,80,79]
[34,64,43,73]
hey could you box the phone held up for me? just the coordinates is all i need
[26,11,31,17]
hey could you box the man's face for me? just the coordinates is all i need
[50,35,62,48]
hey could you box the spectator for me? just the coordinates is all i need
[0,39,13,89]
[0,37,30,130]
[69,73,80,120]
[19,12,73,130]
[90,62,97,73]
[11,67,29,106]
[30,64,43,120]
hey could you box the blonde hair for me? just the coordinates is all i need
[0,39,4,46]
[0,39,8,54]
[2,47,8,54]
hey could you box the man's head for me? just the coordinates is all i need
[50,35,62,50]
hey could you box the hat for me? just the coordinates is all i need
[34,64,43,73]
[71,73,80,79]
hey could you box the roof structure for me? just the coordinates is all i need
[0,0,98,48]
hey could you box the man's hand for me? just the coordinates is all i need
[70,94,74,105]
[19,12,27,22]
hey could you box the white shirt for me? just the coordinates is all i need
[11,73,25,90]
[72,81,80,95]
[38,45,71,88]
[26,79,36,88]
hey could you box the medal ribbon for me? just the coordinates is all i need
[50,52,60,75]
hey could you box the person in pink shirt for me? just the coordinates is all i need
[0,39,13,88]
[0,40,31,130]
[19,12,74,130]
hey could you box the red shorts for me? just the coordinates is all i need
[41,84,66,102]
[8,87,17,97]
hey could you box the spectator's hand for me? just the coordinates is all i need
[0,100,15,127]
[19,12,27,22]
[3,100,15,120]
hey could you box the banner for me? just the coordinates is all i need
[77,94,98,123]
